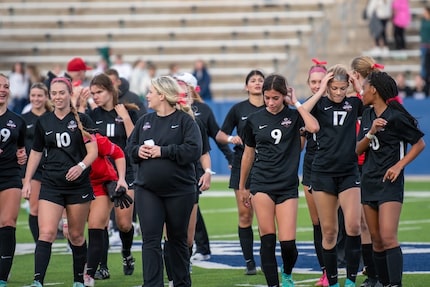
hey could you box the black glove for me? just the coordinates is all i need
[105,181,134,209]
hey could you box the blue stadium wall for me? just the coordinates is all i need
[206,98,430,176]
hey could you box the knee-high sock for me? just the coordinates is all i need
[280,240,298,275]
[29,214,39,243]
[362,243,376,279]
[322,246,338,286]
[34,240,52,284]
[260,234,278,287]
[69,241,87,283]
[99,227,109,269]
[239,226,254,262]
[86,229,104,277]
[386,246,403,286]
[374,250,389,286]
[120,226,134,258]
[345,235,361,283]
[313,224,325,270]
[0,226,16,281]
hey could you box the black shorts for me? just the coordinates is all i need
[229,165,251,190]
[361,177,404,205]
[301,153,314,187]
[311,172,360,196]
[254,189,298,205]
[39,185,94,206]
[0,175,22,191]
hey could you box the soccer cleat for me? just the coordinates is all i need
[123,255,135,275]
[315,271,329,286]
[72,283,84,287]
[0,280,6,287]
[360,278,383,287]
[344,279,356,287]
[280,264,294,287]
[168,281,174,287]
[30,280,43,287]
[190,252,211,261]
[83,274,94,287]
[94,267,110,280]
[245,260,257,275]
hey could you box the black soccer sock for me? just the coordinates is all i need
[280,240,298,275]
[87,229,104,277]
[29,214,39,243]
[374,250,389,286]
[362,243,377,279]
[239,226,254,262]
[260,234,278,287]
[120,226,134,258]
[99,227,109,269]
[34,240,52,284]
[163,240,173,281]
[345,235,361,282]
[69,240,87,283]
[322,246,338,286]
[313,224,325,271]
[386,246,403,286]
[0,226,16,281]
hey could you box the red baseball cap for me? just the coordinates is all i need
[67,57,92,72]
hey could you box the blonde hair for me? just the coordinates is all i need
[327,64,349,84]
[351,56,381,78]
[30,82,54,112]
[151,76,194,118]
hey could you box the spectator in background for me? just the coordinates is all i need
[192,59,213,101]
[67,57,92,87]
[110,54,132,81]
[168,63,180,77]
[140,62,158,107]
[395,73,413,98]
[391,0,411,50]
[410,74,428,99]
[9,62,30,114]
[420,6,430,84]
[129,59,149,103]
[366,0,393,56]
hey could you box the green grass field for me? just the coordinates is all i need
[9,179,430,287]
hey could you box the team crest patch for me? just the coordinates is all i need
[115,116,124,123]
[67,120,78,131]
[6,119,17,129]
[142,122,151,131]
[343,101,352,111]
[281,117,292,128]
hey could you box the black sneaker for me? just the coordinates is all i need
[123,256,135,275]
[94,267,110,280]
[245,260,257,275]
[360,278,383,287]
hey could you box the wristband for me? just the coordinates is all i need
[365,132,375,140]
[294,101,302,108]
[227,136,233,143]
[205,168,216,175]
[78,161,87,170]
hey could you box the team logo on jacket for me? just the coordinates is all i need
[67,120,78,131]
[281,117,292,128]
[6,120,17,129]
[142,122,151,131]
[342,101,352,112]
[115,116,124,123]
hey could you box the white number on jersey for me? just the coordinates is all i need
[55,132,71,148]
[106,123,115,137]
[333,111,347,126]
[0,128,11,142]
[271,129,282,144]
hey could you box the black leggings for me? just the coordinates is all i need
[135,187,194,287]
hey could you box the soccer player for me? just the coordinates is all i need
[22,77,98,287]
[0,73,27,287]
[301,59,329,287]
[239,74,319,287]
[21,82,53,243]
[357,71,425,287]
[126,75,202,287]
[302,65,363,287]
[87,73,139,277]
[215,70,265,275]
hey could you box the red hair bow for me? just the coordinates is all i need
[177,93,187,105]
[312,58,327,65]
[372,63,385,70]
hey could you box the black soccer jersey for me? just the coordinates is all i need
[0,110,26,177]
[243,106,303,193]
[127,110,202,197]
[311,96,363,175]
[32,112,93,189]
[220,100,265,154]
[22,111,46,155]
[359,106,424,200]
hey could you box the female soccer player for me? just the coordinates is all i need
[239,74,319,287]
[22,77,98,287]
[302,65,363,287]
[216,69,265,275]
[127,75,202,287]
[21,82,52,242]
[357,72,425,287]
[0,73,27,287]
[87,73,139,277]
